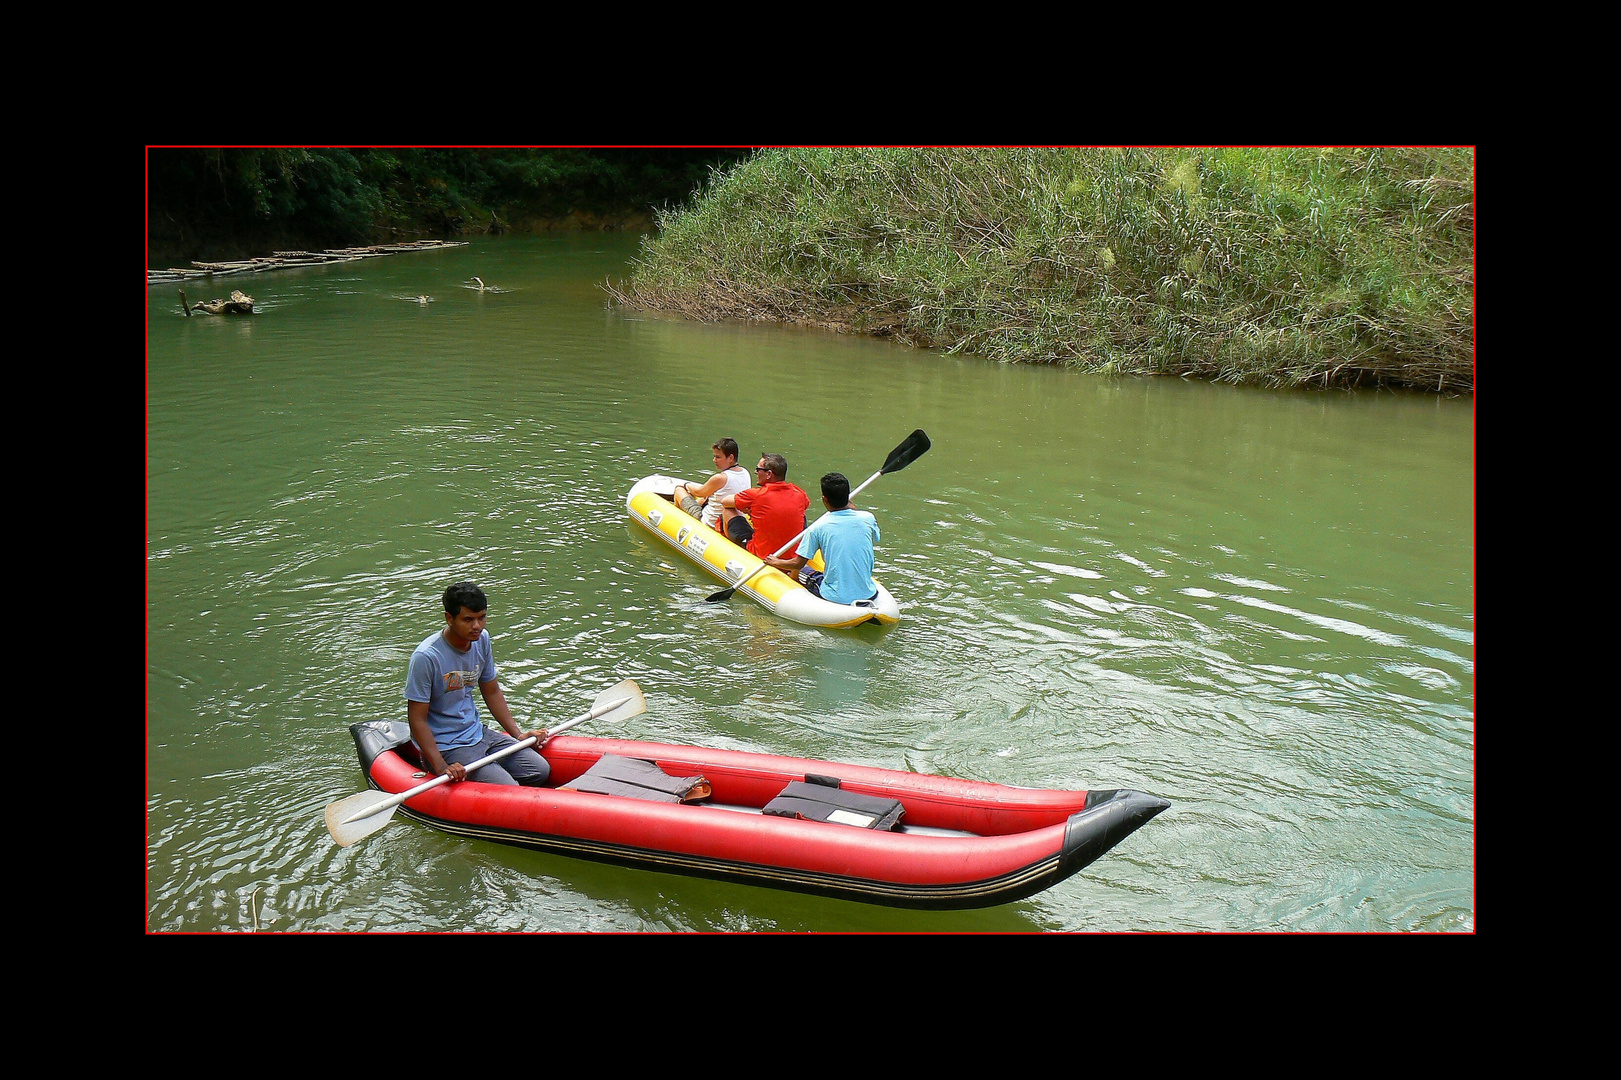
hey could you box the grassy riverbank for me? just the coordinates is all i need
[607,148,1474,392]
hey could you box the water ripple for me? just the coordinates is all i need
[147,236,1473,932]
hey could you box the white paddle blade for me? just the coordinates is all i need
[324,790,400,848]
[594,678,646,723]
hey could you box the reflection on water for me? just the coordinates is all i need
[147,235,1473,932]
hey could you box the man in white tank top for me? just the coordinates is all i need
[674,438,751,532]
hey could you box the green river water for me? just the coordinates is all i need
[145,234,1474,932]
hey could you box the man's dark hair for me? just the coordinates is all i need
[443,581,488,616]
[759,453,789,480]
[821,472,851,508]
[714,437,739,460]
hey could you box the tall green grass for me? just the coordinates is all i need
[608,148,1474,392]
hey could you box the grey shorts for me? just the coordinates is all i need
[799,569,877,604]
[440,728,550,787]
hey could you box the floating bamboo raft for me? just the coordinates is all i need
[146,240,468,285]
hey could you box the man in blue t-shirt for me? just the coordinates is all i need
[404,581,551,786]
[764,472,880,605]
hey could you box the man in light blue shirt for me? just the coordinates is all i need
[405,581,551,786]
[765,472,880,605]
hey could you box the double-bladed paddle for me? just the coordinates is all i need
[705,429,931,604]
[323,678,647,848]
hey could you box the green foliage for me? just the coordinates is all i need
[148,148,751,263]
[148,149,382,242]
[614,147,1475,391]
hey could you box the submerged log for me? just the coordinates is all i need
[188,289,255,315]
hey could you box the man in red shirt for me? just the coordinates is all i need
[722,452,810,559]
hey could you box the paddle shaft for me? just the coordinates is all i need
[724,467,884,598]
[339,696,629,825]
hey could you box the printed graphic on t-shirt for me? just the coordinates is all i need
[443,669,480,692]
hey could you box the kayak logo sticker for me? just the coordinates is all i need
[686,535,708,556]
[677,525,691,546]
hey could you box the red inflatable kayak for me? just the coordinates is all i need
[346,721,1169,909]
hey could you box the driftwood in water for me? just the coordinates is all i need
[179,287,254,315]
[148,239,469,285]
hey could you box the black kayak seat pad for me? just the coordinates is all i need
[763,775,905,830]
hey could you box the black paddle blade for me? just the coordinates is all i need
[881,430,931,475]
[704,586,737,603]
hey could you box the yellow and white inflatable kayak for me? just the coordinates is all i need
[627,475,900,628]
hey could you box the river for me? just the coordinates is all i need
[145,234,1474,932]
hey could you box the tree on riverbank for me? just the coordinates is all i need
[607,148,1474,393]
[147,148,752,267]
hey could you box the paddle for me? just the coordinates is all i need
[705,429,931,604]
[324,678,647,848]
